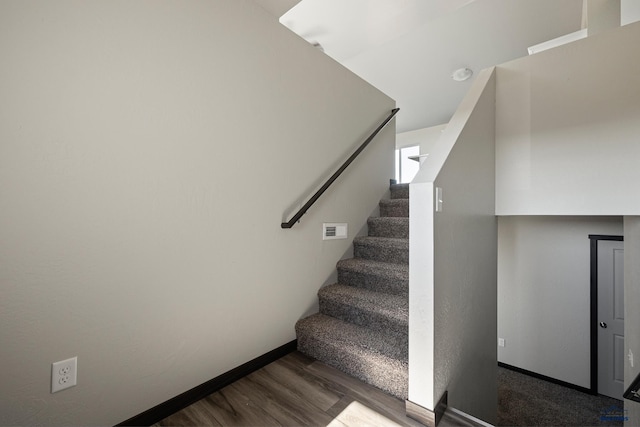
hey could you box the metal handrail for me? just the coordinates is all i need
[281,108,399,229]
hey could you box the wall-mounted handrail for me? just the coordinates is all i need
[281,108,399,229]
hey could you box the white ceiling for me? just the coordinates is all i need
[263,0,585,132]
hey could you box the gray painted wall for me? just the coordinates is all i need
[495,21,640,215]
[624,217,640,426]
[432,71,497,424]
[495,17,640,393]
[409,67,497,424]
[0,1,395,425]
[498,216,623,387]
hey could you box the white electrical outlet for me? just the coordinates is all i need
[498,338,506,347]
[51,357,77,393]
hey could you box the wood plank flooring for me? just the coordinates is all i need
[153,351,476,427]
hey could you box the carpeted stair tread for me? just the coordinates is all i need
[295,313,408,399]
[379,198,409,217]
[367,216,409,238]
[318,284,408,337]
[337,258,408,295]
[390,183,409,199]
[353,236,409,264]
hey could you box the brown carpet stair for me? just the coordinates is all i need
[296,183,409,399]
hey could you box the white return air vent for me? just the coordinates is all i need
[323,223,348,240]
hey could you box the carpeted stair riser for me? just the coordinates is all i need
[296,313,408,366]
[336,258,408,296]
[318,284,408,339]
[379,199,409,217]
[296,314,408,399]
[297,335,408,400]
[353,236,409,264]
[367,217,409,238]
[390,183,409,199]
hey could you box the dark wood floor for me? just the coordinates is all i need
[152,349,622,427]
[153,351,477,427]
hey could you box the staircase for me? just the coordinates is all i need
[295,183,409,399]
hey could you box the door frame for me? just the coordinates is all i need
[589,234,624,396]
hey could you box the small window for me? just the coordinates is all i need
[395,145,420,183]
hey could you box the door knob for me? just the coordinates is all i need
[600,321,608,328]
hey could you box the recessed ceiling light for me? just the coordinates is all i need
[452,67,473,82]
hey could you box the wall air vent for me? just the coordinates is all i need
[323,223,348,240]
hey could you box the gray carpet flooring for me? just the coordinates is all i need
[498,366,625,427]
